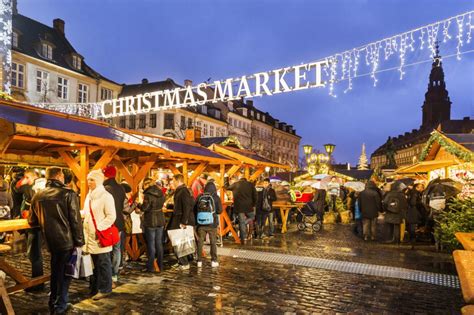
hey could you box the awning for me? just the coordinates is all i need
[395,160,459,174]
[209,144,289,169]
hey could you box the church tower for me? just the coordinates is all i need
[421,42,451,129]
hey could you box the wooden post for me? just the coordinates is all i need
[79,147,89,209]
[187,162,208,186]
[92,148,118,171]
[249,166,265,182]
[182,161,188,186]
[244,166,250,180]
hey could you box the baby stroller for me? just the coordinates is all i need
[296,202,322,233]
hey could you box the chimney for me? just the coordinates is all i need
[53,18,65,35]
[12,0,18,15]
[142,78,148,84]
[185,128,201,143]
[184,79,193,87]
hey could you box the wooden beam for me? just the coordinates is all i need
[58,151,81,178]
[217,164,226,187]
[226,165,241,179]
[187,162,208,186]
[92,148,119,171]
[0,278,14,315]
[133,155,157,187]
[112,157,134,186]
[249,167,265,182]
[167,163,182,175]
[79,147,89,209]
[0,135,13,155]
[182,161,188,186]
[244,166,250,180]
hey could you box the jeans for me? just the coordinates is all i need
[90,253,112,294]
[330,195,337,211]
[237,212,255,241]
[407,223,417,244]
[197,226,217,262]
[388,224,401,243]
[362,218,377,240]
[111,231,123,279]
[353,219,363,237]
[256,211,275,236]
[145,227,164,271]
[49,249,73,313]
[27,228,43,281]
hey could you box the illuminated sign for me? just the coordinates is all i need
[100,60,328,118]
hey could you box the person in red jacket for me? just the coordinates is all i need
[191,174,208,199]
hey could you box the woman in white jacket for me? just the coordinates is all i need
[83,170,116,300]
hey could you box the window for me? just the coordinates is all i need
[210,125,215,137]
[202,123,208,136]
[78,83,88,103]
[187,118,193,128]
[149,114,157,128]
[36,70,49,93]
[229,117,233,125]
[12,32,18,48]
[180,116,186,130]
[11,62,24,88]
[196,121,202,128]
[57,77,68,99]
[128,115,136,129]
[119,117,126,128]
[72,55,81,70]
[41,43,53,59]
[139,114,146,128]
[101,88,113,100]
[164,113,174,130]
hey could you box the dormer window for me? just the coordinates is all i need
[41,43,53,59]
[72,55,81,70]
[12,32,18,48]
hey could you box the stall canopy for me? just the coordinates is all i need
[0,100,235,205]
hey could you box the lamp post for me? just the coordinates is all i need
[324,143,336,169]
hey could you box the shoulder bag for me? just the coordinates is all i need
[89,200,120,247]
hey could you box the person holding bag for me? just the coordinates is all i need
[82,170,116,301]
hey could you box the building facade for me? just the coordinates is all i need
[10,10,121,105]
[371,45,473,170]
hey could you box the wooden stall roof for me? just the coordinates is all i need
[209,144,289,169]
[0,100,235,165]
[395,159,459,174]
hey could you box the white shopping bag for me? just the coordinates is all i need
[65,247,81,279]
[80,253,94,277]
[167,226,196,258]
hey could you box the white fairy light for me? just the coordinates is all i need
[419,28,425,49]
[443,20,452,43]
[398,34,408,80]
[369,43,380,87]
[353,49,360,79]
[456,15,465,60]
[344,51,353,93]
[409,32,415,52]
[384,39,393,60]
[466,13,473,44]
[328,55,338,97]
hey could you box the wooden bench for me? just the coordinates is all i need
[456,232,474,251]
[453,250,474,307]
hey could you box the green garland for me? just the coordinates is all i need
[419,132,473,162]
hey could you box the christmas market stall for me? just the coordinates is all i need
[0,100,236,293]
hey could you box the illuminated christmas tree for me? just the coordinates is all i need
[358,143,369,170]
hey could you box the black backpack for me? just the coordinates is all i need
[196,193,216,225]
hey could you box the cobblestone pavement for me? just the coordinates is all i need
[6,223,463,314]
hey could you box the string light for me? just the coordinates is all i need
[22,10,474,115]
[456,15,465,60]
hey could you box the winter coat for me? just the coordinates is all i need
[168,184,195,230]
[195,181,223,228]
[0,180,13,210]
[139,185,166,228]
[10,176,23,218]
[383,189,408,224]
[406,189,423,224]
[226,178,257,214]
[313,189,326,214]
[83,185,116,254]
[29,179,84,252]
[358,182,383,219]
[104,178,126,231]
[256,186,277,213]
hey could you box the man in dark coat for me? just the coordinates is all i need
[225,174,257,243]
[383,182,409,244]
[138,178,166,272]
[103,166,126,286]
[358,181,382,241]
[169,174,195,269]
[10,167,24,219]
[29,167,84,314]
[406,183,424,248]
[255,178,277,238]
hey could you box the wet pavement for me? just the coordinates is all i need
[6,223,463,314]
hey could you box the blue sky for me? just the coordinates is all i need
[19,0,474,165]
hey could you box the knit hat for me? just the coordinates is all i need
[103,166,117,179]
[87,169,104,186]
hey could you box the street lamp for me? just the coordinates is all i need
[265,166,270,176]
[324,143,336,155]
[303,144,313,157]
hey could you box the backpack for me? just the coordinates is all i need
[0,205,11,220]
[385,195,400,214]
[196,193,215,225]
